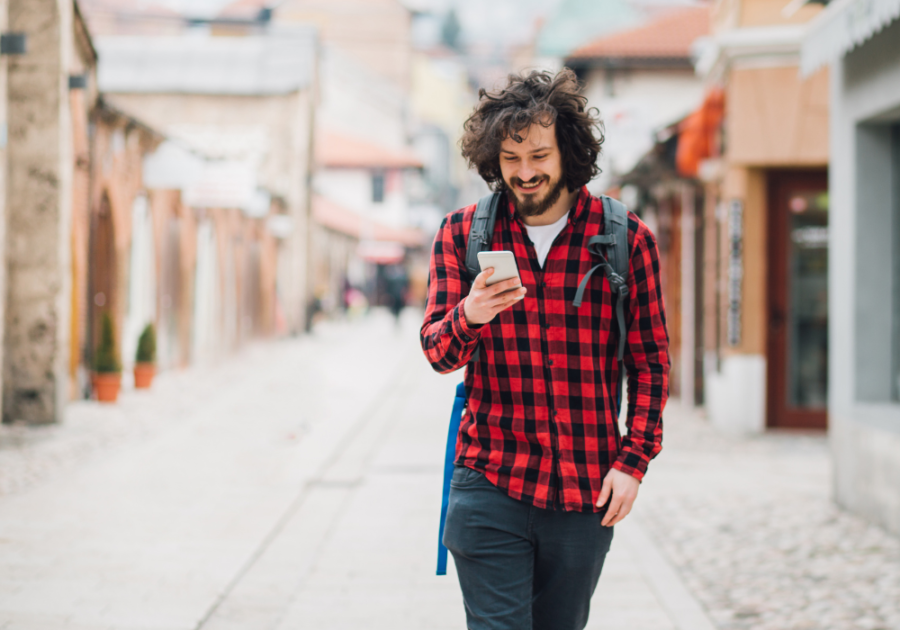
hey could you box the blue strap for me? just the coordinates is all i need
[437,381,467,576]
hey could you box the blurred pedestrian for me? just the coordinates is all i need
[383,264,409,325]
[420,69,670,630]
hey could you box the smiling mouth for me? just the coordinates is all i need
[516,179,545,193]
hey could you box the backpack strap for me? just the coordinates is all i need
[572,195,631,363]
[463,192,501,363]
[464,192,503,282]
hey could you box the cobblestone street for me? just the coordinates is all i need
[0,312,897,630]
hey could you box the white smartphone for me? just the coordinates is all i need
[477,251,521,288]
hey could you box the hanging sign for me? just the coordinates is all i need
[727,199,743,347]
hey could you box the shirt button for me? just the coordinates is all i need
[547,358,554,366]
[552,410,558,418]
[541,281,547,288]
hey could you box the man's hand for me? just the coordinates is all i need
[596,468,640,527]
[463,268,527,326]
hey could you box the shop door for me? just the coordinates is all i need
[766,171,829,429]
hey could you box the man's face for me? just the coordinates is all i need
[499,122,566,218]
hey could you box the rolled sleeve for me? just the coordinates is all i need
[614,222,669,481]
[420,212,483,374]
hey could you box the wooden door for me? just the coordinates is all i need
[766,170,829,429]
[88,194,117,364]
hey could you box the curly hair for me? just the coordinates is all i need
[460,68,604,192]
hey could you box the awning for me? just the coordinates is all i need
[675,88,725,178]
[801,0,900,76]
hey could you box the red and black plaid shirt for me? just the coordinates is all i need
[421,187,669,512]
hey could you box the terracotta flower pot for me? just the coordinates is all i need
[133,363,155,389]
[93,372,122,403]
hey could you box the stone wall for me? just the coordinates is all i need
[4,0,74,423]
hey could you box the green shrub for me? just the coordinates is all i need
[93,312,121,374]
[135,323,156,364]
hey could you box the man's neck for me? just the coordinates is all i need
[521,187,579,227]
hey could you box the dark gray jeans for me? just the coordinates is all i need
[442,466,614,630]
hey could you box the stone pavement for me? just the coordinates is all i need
[0,310,895,630]
[634,405,900,630]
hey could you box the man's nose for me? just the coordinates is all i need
[518,161,538,182]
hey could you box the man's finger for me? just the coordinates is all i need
[606,500,633,527]
[473,268,495,289]
[596,476,612,508]
[601,493,624,527]
[485,287,526,309]
[481,277,522,299]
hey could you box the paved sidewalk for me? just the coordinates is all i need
[635,405,900,630]
[0,310,713,630]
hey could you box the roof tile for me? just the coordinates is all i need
[568,6,710,61]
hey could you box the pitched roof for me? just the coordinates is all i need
[538,0,641,57]
[219,0,268,16]
[317,132,423,170]
[567,6,710,61]
[96,27,315,95]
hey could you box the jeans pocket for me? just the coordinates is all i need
[450,465,484,489]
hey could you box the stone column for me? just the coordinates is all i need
[0,0,9,420]
[4,0,73,423]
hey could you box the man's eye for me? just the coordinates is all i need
[533,154,547,160]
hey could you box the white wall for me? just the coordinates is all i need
[582,67,705,191]
[829,18,900,535]
[705,354,767,435]
[123,194,157,377]
[315,168,410,229]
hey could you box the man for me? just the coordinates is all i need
[420,69,669,630]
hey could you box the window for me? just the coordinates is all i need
[372,171,385,204]
[893,124,900,401]
[854,124,898,402]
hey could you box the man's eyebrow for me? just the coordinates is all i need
[499,146,552,154]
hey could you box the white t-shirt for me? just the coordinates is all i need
[524,212,569,268]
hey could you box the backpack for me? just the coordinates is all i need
[436,191,632,576]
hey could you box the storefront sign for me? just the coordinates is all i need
[727,200,743,347]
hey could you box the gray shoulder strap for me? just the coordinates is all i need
[464,192,502,282]
[602,195,630,283]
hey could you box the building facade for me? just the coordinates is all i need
[695,0,830,433]
[4,0,89,423]
[802,0,900,535]
[96,27,318,340]
[566,7,710,403]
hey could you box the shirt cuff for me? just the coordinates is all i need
[452,297,483,343]
[611,453,648,482]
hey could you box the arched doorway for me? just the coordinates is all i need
[124,194,157,377]
[242,240,263,339]
[88,193,118,377]
[159,216,183,370]
[192,220,221,364]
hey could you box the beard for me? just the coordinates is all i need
[504,174,567,218]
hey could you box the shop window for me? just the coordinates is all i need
[372,171,385,204]
[855,124,898,403]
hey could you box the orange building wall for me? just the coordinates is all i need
[726,66,829,167]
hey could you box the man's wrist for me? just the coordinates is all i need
[611,460,645,483]
[455,298,484,340]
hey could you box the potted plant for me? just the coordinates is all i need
[134,323,156,389]
[92,312,122,403]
